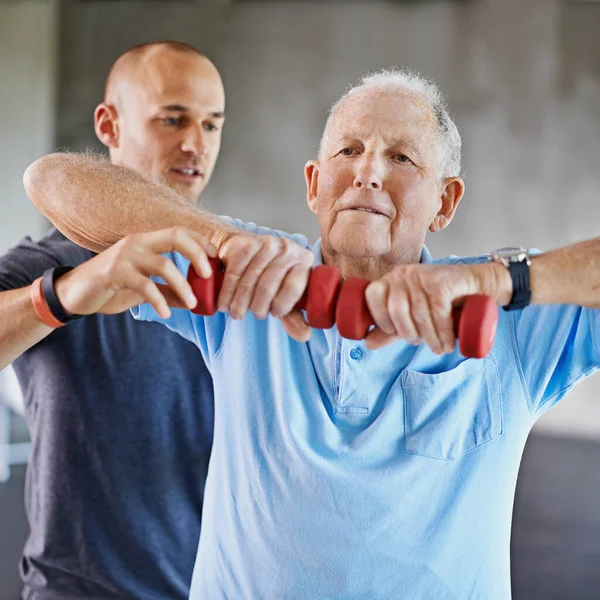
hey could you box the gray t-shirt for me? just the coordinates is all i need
[0,229,214,600]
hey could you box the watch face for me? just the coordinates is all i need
[493,247,528,262]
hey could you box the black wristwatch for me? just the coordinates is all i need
[489,247,531,311]
[41,266,83,324]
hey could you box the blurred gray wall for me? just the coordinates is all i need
[0,0,57,253]
[55,0,600,438]
[2,0,599,437]
[0,1,59,420]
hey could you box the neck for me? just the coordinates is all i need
[321,245,424,281]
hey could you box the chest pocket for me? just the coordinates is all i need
[401,356,503,460]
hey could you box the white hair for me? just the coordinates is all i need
[319,68,462,178]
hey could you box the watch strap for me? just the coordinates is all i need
[31,277,65,328]
[504,259,531,311]
[41,266,83,324]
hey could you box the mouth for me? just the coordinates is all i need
[170,167,203,181]
[344,206,386,217]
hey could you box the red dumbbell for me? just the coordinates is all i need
[293,265,342,329]
[335,278,498,358]
[187,260,498,358]
[186,258,341,328]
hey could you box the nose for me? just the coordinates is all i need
[180,124,206,156]
[352,154,383,190]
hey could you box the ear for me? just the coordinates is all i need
[94,103,120,149]
[304,160,320,215]
[429,177,465,232]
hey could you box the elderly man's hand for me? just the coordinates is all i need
[364,263,510,354]
[216,231,315,342]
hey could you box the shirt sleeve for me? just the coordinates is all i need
[451,250,600,418]
[512,302,600,417]
[0,228,93,291]
[131,217,310,369]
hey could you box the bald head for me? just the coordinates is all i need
[105,41,219,110]
[95,41,225,203]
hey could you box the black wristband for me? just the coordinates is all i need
[503,260,531,312]
[41,267,83,324]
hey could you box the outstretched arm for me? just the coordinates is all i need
[364,239,600,352]
[23,152,314,341]
[23,152,235,252]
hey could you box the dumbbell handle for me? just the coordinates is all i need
[187,258,498,358]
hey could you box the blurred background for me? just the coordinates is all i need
[1,0,600,597]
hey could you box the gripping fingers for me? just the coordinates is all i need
[364,281,399,350]
[217,238,261,316]
[246,258,293,319]
[135,252,197,310]
[170,232,214,280]
[408,289,446,355]
[186,230,218,259]
[387,285,420,344]
[281,311,311,342]
[429,297,456,354]
[227,246,281,319]
[142,227,214,280]
[365,280,395,335]
[261,262,311,319]
[127,271,172,319]
[364,329,400,350]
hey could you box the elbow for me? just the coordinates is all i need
[22,157,42,202]
[23,153,70,211]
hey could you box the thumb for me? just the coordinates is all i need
[364,327,399,350]
[156,283,193,309]
[281,310,311,343]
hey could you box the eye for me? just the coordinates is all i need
[393,153,411,164]
[339,147,358,157]
[203,122,219,132]
[163,117,182,127]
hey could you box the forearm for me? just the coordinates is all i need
[23,153,237,252]
[528,238,600,308]
[0,288,53,369]
[470,237,600,309]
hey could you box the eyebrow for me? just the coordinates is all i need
[336,132,423,157]
[160,105,225,119]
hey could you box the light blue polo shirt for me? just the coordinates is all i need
[133,218,600,599]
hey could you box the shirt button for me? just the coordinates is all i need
[350,347,363,361]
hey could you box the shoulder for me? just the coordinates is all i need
[220,216,310,249]
[432,248,543,267]
[0,228,95,290]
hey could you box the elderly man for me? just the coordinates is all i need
[0,41,224,599]
[25,68,600,598]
